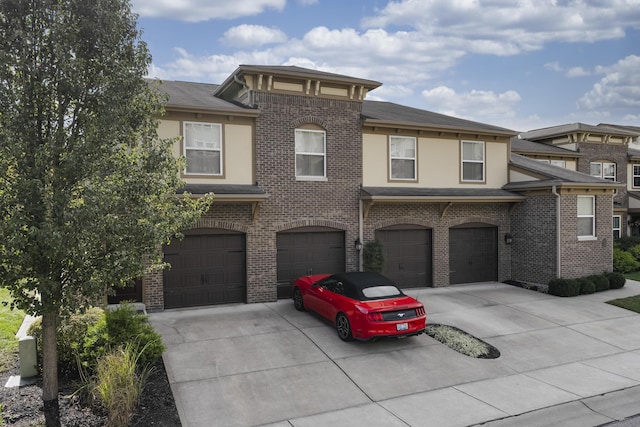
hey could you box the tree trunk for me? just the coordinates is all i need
[41,311,60,427]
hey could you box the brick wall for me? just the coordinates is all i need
[364,202,512,286]
[559,193,614,278]
[577,142,628,236]
[510,194,558,285]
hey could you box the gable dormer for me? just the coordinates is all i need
[214,65,382,106]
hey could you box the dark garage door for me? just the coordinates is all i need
[277,227,345,298]
[449,225,497,284]
[163,230,246,309]
[376,226,432,288]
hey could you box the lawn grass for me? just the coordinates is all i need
[0,287,26,372]
[607,295,640,314]
[624,271,640,281]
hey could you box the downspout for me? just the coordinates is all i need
[552,185,561,278]
[358,199,364,271]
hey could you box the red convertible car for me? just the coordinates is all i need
[292,271,427,341]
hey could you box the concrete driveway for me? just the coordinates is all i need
[149,281,640,427]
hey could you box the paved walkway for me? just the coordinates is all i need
[149,280,640,427]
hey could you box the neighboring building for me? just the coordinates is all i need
[131,66,619,311]
[515,123,640,239]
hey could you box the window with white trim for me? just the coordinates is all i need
[577,195,595,238]
[461,140,484,182]
[295,129,326,179]
[551,160,566,168]
[633,164,640,188]
[590,162,616,181]
[183,122,222,175]
[389,136,416,180]
[613,215,621,239]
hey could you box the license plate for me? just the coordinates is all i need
[396,323,408,331]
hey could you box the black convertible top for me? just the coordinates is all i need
[325,272,404,301]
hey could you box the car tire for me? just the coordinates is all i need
[293,288,305,311]
[336,313,353,341]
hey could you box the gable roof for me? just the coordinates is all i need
[511,137,581,157]
[520,122,639,140]
[362,101,516,136]
[506,153,619,190]
[148,79,259,116]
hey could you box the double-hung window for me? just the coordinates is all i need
[633,165,640,188]
[613,215,621,239]
[389,136,416,180]
[551,160,566,168]
[295,129,326,179]
[577,195,595,239]
[461,140,484,182]
[590,162,616,181]
[183,122,222,175]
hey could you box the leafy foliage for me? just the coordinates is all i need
[578,278,596,295]
[548,278,581,297]
[613,248,640,273]
[28,304,164,374]
[605,272,626,289]
[363,239,385,273]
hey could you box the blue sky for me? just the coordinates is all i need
[132,0,640,132]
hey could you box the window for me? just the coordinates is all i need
[461,140,485,182]
[551,160,566,168]
[295,129,326,179]
[590,162,616,181]
[613,215,621,239]
[634,165,640,188]
[577,195,595,238]
[389,136,416,180]
[183,122,222,175]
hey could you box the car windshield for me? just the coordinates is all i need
[361,285,402,299]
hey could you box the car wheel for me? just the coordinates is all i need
[336,313,353,341]
[293,288,305,311]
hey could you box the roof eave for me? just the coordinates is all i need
[363,118,516,137]
[165,104,260,117]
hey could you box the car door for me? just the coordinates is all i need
[307,279,338,321]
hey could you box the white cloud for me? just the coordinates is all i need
[132,0,285,22]
[362,0,635,55]
[579,55,640,110]
[221,25,287,48]
[421,86,521,122]
[565,67,590,77]
[544,61,563,72]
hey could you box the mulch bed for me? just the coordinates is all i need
[0,355,180,426]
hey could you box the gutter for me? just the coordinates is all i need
[552,185,561,278]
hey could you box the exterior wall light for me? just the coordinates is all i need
[354,238,363,251]
[504,232,513,245]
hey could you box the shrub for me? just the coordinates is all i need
[629,245,640,262]
[363,239,385,273]
[588,275,610,292]
[92,343,152,427]
[578,278,596,295]
[613,248,640,273]
[605,272,626,289]
[28,307,104,372]
[83,303,164,370]
[548,278,580,297]
[615,236,640,251]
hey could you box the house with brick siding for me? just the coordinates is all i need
[513,123,640,239]
[121,66,619,311]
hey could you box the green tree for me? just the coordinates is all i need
[0,1,209,424]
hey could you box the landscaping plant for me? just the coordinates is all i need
[363,239,385,273]
[92,343,153,427]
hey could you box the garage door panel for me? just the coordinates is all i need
[277,230,345,299]
[449,227,497,284]
[164,233,246,308]
[377,228,432,289]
